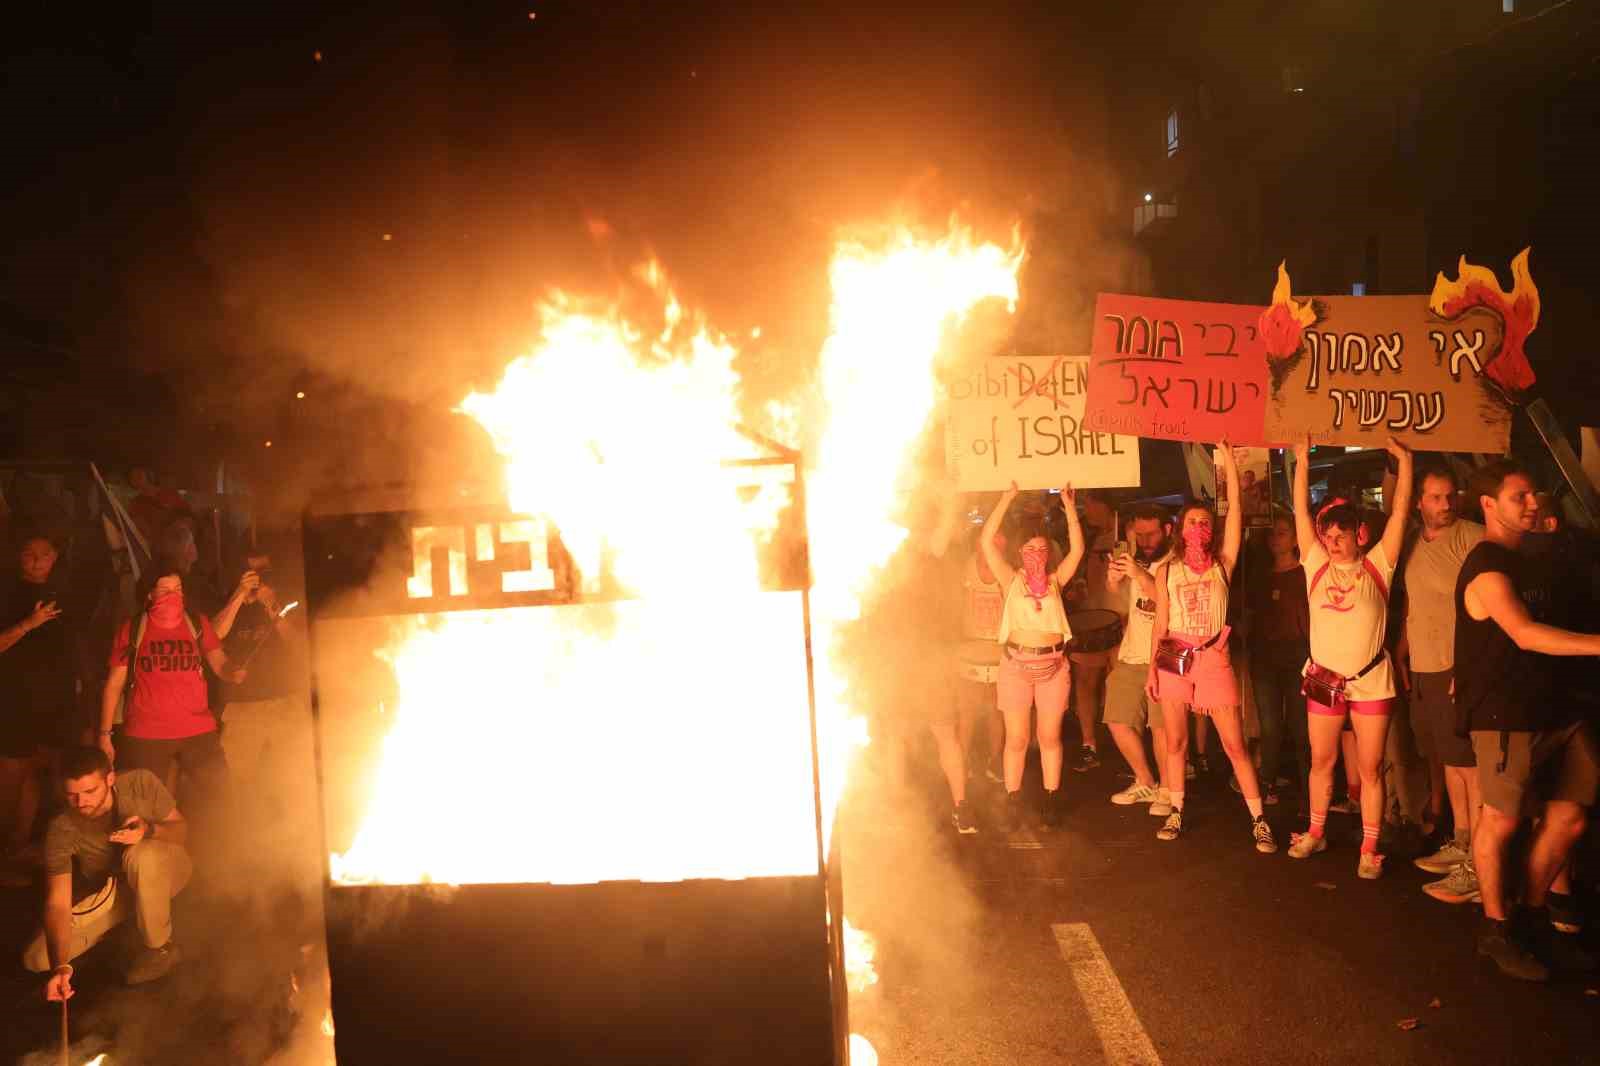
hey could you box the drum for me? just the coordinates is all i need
[1067,609,1124,655]
[956,638,1002,685]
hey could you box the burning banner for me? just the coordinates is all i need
[304,222,1023,1064]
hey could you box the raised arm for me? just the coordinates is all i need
[1216,442,1244,578]
[1054,483,1086,586]
[980,484,1018,589]
[1378,436,1413,564]
[1291,435,1319,560]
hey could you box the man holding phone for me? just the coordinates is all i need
[24,746,191,994]
[1102,504,1175,812]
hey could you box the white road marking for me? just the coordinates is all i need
[1051,923,1164,1066]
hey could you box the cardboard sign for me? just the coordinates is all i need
[1215,446,1272,527]
[944,355,1141,492]
[1260,296,1512,451]
[1085,294,1271,445]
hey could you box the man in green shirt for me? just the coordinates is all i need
[23,746,192,997]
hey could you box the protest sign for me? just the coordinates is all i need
[1256,254,1538,452]
[1214,446,1272,527]
[944,355,1141,492]
[1084,294,1271,445]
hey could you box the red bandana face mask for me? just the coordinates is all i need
[1020,543,1051,605]
[149,590,185,628]
[1181,523,1213,571]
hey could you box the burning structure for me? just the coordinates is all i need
[298,226,1021,1064]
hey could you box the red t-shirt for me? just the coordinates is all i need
[109,614,222,739]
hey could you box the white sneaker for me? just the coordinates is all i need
[1287,832,1327,859]
[1149,789,1173,817]
[1358,852,1385,880]
[1110,782,1161,806]
[1414,839,1469,875]
[1328,797,1361,815]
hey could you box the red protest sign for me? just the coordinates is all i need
[1085,294,1271,445]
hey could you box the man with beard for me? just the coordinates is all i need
[1101,504,1172,814]
[24,745,191,993]
[1456,461,1600,980]
[1395,462,1485,902]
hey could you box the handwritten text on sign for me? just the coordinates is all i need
[1085,294,1271,445]
[944,355,1141,492]
[1262,298,1511,452]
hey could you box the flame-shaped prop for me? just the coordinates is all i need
[1428,247,1539,397]
[1257,261,1317,391]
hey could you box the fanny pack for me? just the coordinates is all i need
[1301,649,1386,709]
[1154,627,1228,677]
[1006,643,1065,683]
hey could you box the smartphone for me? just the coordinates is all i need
[1113,540,1130,560]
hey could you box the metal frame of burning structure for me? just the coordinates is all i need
[302,429,853,1065]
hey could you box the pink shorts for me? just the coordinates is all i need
[1154,638,1239,709]
[997,652,1071,717]
[1308,697,1395,717]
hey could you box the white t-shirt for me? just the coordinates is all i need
[1117,555,1165,666]
[1303,541,1396,702]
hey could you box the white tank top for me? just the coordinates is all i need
[1165,559,1229,640]
[997,573,1073,645]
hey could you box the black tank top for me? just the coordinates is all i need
[1453,541,1555,733]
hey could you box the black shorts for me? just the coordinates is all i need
[1411,670,1476,768]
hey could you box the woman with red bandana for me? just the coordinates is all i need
[1146,442,1277,852]
[98,568,245,797]
[1287,435,1413,878]
[980,481,1085,831]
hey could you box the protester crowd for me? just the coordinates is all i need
[2,443,1597,1012]
[0,477,307,1002]
[935,441,1600,982]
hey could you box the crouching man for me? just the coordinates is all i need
[23,746,191,998]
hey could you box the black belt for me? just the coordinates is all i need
[1007,641,1066,656]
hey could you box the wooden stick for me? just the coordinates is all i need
[60,998,69,1066]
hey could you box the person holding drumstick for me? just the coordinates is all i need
[981,481,1085,831]
[1146,441,1278,852]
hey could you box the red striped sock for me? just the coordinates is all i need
[1308,811,1327,839]
[1361,823,1380,854]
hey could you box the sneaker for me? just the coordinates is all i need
[1477,920,1549,982]
[1040,790,1063,831]
[1423,860,1481,903]
[1149,789,1173,817]
[1252,816,1278,854]
[1156,810,1184,841]
[1074,745,1100,773]
[1357,852,1385,880]
[1328,796,1361,815]
[1414,839,1470,875]
[1110,782,1161,806]
[1184,761,1197,781]
[952,800,979,835]
[997,791,1023,832]
[984,759,1004,785]
[126,941,182,985]
[1547,891,1583,935]
[1228,774,1242,794]
[1195,754,1211,775]
[1286,832,1327,859]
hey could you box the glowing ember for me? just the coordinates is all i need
[1428,247,1540,396]
[849,1034,880,1065]
[843,916,880,994]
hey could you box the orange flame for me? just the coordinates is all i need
[1428,247,1539,395]
[1257,260,1316,361]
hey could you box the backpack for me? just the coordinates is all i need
[112,608,205,725]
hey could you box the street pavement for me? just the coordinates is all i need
[844,752,1600,1066]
